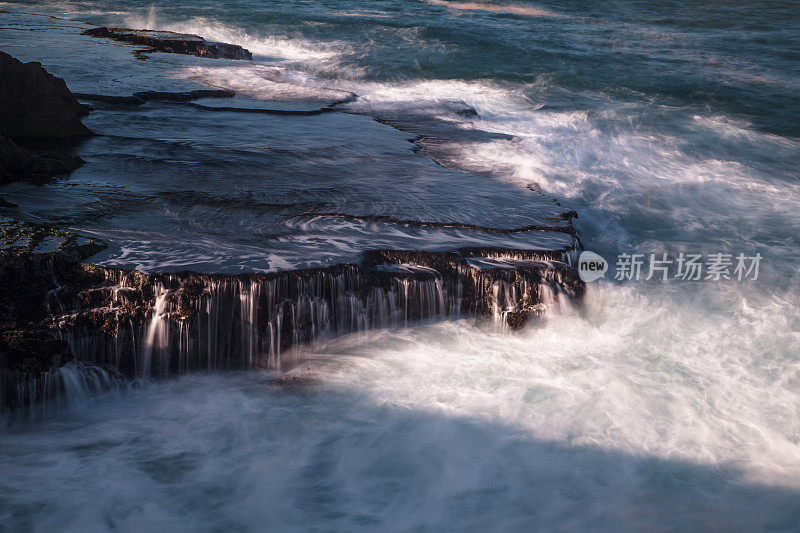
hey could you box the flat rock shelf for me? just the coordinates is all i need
[0,12,585,416]
[0,248,583,415]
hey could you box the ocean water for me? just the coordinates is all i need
[1,0,800,530]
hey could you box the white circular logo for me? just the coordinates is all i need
[577,251,608,282]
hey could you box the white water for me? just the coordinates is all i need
[140,286,170,379]
[122,9,357,68]
[3,297,800,530]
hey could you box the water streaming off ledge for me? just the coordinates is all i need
[0,11,582,415]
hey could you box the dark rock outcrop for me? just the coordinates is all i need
[0,51,90,183]
[0,136,84,183]
[0,242,103,330]
[0,250,110,416]
[1,330,71,375]
[0,51,91,138]
[83,27,253,61]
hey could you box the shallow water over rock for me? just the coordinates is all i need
[0,12,575,274]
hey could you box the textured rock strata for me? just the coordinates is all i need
[0,248,583,413]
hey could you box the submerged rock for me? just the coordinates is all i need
[0,217,106,261]
[0,51,91,138]
[73,89,236,106]
[0,136,84,183]
[83,27,253,61]
[267,366,324,392]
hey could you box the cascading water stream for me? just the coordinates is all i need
[37,258,578,392]
[139,285,170,379]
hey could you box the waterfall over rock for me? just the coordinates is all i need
[1,248,583,415]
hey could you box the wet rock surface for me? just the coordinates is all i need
[1,14,578,274]
[0,247,583,413]
[0,217,107,259]
[83,27,253,61]
[266,366,324,392]
[73,89,236,106]
[72,88,355,115]
[0,249,113,415]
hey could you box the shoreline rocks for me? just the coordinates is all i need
[72,88,236,106]
[0,136,84,184]
[0,32,585,419]
[83,27,253,61]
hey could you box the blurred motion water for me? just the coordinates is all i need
[1,0,799,530]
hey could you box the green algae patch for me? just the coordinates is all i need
[0,216,106,260]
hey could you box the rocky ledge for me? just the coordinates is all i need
[1,247,583,415]
[83,27,253,61]
[0,41,583,416]
[0,137,84,186]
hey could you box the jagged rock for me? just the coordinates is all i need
[0,250,93,329]
[0,52,90,182]
[0,51,91,138]
[505,310,534,329]
[73,89,236,106]
[83,27,253,61]
[0,251,101,414]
